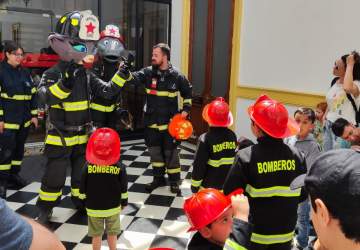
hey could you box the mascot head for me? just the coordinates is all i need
[97,24,125,63]
[49,10,100,62]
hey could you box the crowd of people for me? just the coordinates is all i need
[0,9,360,250]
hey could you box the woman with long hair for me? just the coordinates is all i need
[0,41,38,198]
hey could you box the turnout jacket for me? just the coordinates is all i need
[191,127,237,192]
[130,65,192,127]
[0,61,37,129]
[80,162,128,218]
[90,60,120,124]
[223,136,307,245]
[38,61,126,146]
[187,218,252,250]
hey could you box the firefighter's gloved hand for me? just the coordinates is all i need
[191,186,199,194]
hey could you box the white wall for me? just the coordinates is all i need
[239,0,360,94]
[234,97,299,140]
[170,0,183,69]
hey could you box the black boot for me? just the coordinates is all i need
[170,183,180,194]
[0,179,7,199]
[7,174,28,189]
[145,177,166,192]
[36,208,53,225]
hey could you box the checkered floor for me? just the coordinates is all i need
[5,139,197,250]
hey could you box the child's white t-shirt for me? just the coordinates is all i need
[326,81,360,125]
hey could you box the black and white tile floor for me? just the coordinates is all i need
[5,139,196,250]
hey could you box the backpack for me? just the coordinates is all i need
[331,77,360,126]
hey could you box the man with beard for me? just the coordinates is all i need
[121,43,192,194]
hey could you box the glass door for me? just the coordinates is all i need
[142,0,170,66]
[100,0,171,131]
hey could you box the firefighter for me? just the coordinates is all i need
[91,24,126,129]
[223,95,307,250]
[0,41,38,199]
[120,43,192,194]
[191,97,237,193]
[36,10,129,224]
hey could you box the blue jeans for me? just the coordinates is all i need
[296,199,311,248]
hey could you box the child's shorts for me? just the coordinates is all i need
[88,213,121,237]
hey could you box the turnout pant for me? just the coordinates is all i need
[0,126,30,180]
[36,143,86,211]
[144,127,181,183]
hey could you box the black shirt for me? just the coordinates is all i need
[187,219,252,250]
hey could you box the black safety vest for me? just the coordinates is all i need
[223,136,307,245]
[80,162,128,216]
[191,127,237,190]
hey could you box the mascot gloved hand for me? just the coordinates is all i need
[62,60,83,89]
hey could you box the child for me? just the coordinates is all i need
[284,107,321,249]
[184,188,252,249]
[313,102,327,149]
[80,128,128,250]
[223,95,307,249]
[191,97,237,193]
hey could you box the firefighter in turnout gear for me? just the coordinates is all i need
[36,11,129,224]
[0,41,38,199]
[223,95,307,250]
[191,97,237,193]
[80,128,128,250]
[121,43,192,194]
[91,24,126,128]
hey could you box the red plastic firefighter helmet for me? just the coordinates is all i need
[247,95,299,138]
[202,97,233,127]
[86,128,121,165]
[183,188,243,232]
[168,114,193,140]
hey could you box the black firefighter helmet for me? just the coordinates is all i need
[49,10,100,62]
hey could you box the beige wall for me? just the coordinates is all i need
[239,0,360,94]
[230,0,360,138]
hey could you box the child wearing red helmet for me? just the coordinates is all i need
[80,128,128,250]
[184,188,252,249]
[223,95,307,250]
[191,97,237,193]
